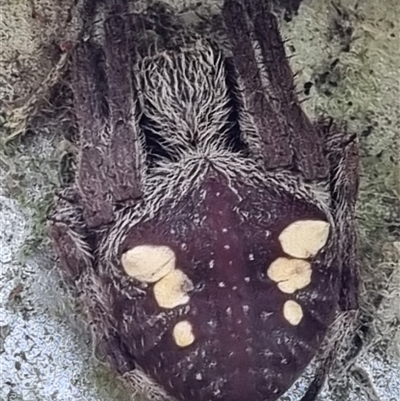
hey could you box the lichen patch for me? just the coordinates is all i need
[278,220,330,259]
[267,257,312,294]
[283,300,303,326]
[173,320,195,348]
[121,245,176,283]
[153,269,194,309]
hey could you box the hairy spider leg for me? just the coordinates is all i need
[73,0,142,228]
[223,0,328,180]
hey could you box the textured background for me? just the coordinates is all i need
[0,1,399,400]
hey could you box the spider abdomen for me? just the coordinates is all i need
[99,172,339,401]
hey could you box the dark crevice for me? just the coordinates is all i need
[223,57,251,155]
[138,113,176,165]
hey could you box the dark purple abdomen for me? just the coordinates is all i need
[111,172,339,401]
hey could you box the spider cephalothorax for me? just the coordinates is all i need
[48,1,360,400]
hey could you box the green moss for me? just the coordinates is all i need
[0,133,57,259]
[88,365,132,401]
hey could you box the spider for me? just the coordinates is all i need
[48,0,360,400]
